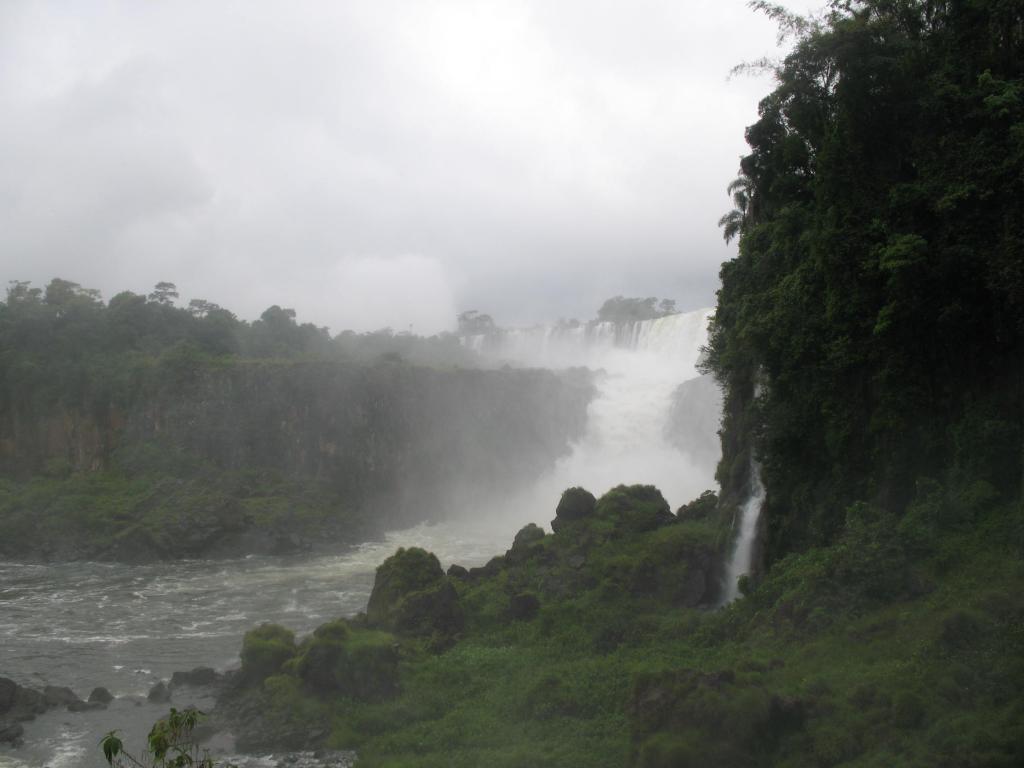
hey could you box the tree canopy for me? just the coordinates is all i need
[708,0,1024,560]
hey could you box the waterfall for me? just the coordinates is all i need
[721,461,766,604]
[463,309,721,512]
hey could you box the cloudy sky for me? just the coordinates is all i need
[0,1,798,334]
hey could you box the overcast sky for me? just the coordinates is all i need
[0,1,799,334]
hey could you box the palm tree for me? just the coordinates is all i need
[717,176,753,244]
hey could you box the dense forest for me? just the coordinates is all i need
[14,0,1024,765]
[0,281,593,560]
[708,0,1023,561]
[147,2,1024,766]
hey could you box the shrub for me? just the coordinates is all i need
[241,623,296,683]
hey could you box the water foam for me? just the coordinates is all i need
[465,309,720,511]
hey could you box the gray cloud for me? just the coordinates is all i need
[0,0,794,333]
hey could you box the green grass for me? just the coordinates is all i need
[226,487,1024,767]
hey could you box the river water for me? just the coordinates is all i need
[1,309,724,768]
[0,519,518,768]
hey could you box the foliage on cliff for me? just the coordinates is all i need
[210,479,1023,767]
[707,0,1024,561]
[0,281,593,560]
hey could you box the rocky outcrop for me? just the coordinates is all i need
[0,362,594,562]
[366,548,464,641]
[0,677,113,745]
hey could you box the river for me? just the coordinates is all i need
[0,519,518,768]
[1,308,723,767]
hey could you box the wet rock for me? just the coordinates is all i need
[0,720,24,746]
[171,666,219,688]
[271,533,312,556]
[89,686,115,704]
[68,699,106,712]
[148,681,172,703]
[12,686,47,718]
[0,678,17,714]
[43,685,82,708]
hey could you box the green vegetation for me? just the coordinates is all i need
[102,707,214,768]
[596,297,677,324]
[202,1,1023,764]
[93,0,1024,763]
[210,481,1022,766]
[707,0,1024,562]
[0,280,592,560]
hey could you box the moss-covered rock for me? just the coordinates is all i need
[366,547,464,640]
[506,523,546,564]
[676,490,718,520]
[551,487,597,533]
[596,485,675,534]
[295,620,399,701]
[241,623,297,684]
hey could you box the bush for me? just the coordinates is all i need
[241,623,296,684]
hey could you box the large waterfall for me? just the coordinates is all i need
[464,309,721,513]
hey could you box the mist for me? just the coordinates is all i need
[0,0,787,333]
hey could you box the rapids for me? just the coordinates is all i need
[0,521,510,768]
[464,308,721,509]
[1,307,722,767]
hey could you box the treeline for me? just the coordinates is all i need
[0,278,473,415]
[708,0,1023,561]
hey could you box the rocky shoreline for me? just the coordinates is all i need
[0,678,115,747]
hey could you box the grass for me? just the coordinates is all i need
[222,486,1024,767]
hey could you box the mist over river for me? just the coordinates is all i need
[1,308,721,768]
[0,520,520,768]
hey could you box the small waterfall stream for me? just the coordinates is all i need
[721,461,766,604]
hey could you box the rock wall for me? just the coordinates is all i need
[0,359,593,528]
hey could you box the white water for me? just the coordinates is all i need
[466,309,721,512]
[721,461,766,604]
[1,309,725,768]
[0,520,510,768]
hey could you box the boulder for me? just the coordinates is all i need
[296,620,400,701]
[240,624,297,684]
[88,686,115,704]
[551,487,597,533]
[12,686,47,718]
[68,700,106,712]
[43,685,82,708]
[366,547,444,628]
[147,681,172,704]
[506,524,546,564]
[0,678,17,714]
[392,579,465,639]
[170,667,219,688]
[0,720,24,746]
[513,523,545,548]
[595,485,675,534]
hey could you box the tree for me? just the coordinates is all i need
[456,310,496,335]
[149,282,179,306]
[717,177,752,244]
[186,299,222,318]
[101,708,214,768]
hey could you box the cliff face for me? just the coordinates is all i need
[0,359,593,551]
